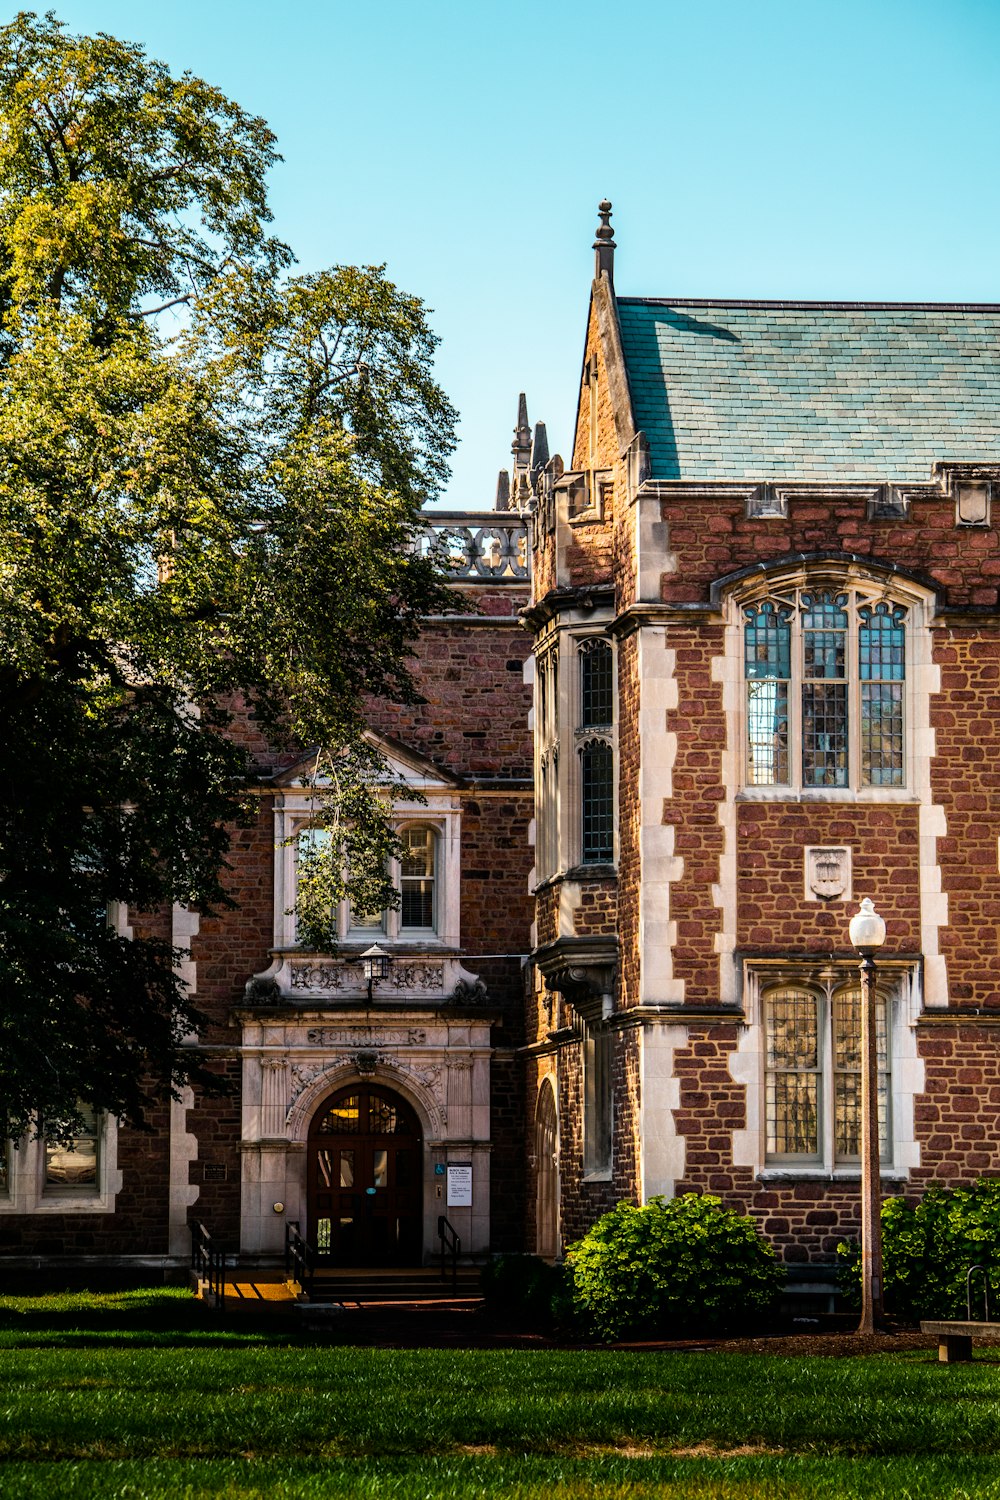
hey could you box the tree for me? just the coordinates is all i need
[0,11,457,1137]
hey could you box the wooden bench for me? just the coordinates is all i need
[920,1320,1000,1362]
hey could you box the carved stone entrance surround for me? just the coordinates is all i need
[236,1009,494,1262]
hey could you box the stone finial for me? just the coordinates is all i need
[530,421,549,482]
[593,199,615,283]
[512,392,532,471]
[495,469,511,511]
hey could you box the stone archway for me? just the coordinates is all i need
[307,1082,423,1267]
[534,1078,559,1260]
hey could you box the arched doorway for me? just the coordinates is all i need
[307,1084,423,1266]
[535,1078,559,1260]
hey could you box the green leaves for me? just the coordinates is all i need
[838,1181,1000,1321]
[566,1196,784,1341]
[0,16,457,1130]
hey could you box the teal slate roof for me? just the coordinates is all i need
[616,299,1000,481]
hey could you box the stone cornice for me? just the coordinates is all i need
[520,583,615,632]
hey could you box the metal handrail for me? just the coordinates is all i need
[967,1263,993,1322]
[438,1214,461,1290]
[190,1220,227,1310]
[285,1219,315,1299]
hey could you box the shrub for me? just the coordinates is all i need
[480,1254,570,1330]
[837,1179,1000,1322]
[565,1194,784,1340]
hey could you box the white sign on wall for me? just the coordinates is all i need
[446,1163,473,1207]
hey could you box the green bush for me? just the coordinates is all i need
[565,1194,784,1340]
[480,1254,570,1330]
[837,1179,1000,1322]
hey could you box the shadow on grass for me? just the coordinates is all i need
[0,1287,291,1346]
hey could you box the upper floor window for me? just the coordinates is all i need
[578,639,614,864]
[298,822,442,944]
[400,825,436,932]
[744,588,906,791]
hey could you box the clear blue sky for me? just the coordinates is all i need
[50,0,1000,506]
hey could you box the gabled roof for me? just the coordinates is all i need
[616,298,1000,482]
[269,731,462,791]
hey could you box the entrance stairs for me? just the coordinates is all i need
[305,1265,483,1306]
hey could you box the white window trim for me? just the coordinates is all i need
[731,565,934,803]
[0,1115,122,1215]
[730,961,924,1183]
[275,791,462,954]
[533,622,618,881]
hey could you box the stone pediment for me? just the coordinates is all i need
[270,730,462,793]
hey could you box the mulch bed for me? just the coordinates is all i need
[280,1300,942,1356]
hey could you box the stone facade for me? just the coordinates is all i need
[7,206,1000,1287]
[521,204,1000,1275]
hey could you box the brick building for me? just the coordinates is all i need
[5,204,1000,1291]
[523,203,1000,1281]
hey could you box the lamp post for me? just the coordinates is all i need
[848,896,887,1335]
[360,943,391,1004]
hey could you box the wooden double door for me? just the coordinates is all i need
[307,1084,423,1266]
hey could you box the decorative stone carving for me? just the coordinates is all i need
[289,963,355,992]
[804,846,852,902]
[450,976,488,1005]
[244,975,281,1004]
[305,1027,426,1047]
[388,962,446,992]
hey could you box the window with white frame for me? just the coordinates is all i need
[577,638,614,865]
[44,1105,101,1194]
[399,824,436,933]
[743,586,906,792]
[764,983,889,1167]
[535,644,559,880]
[297,821,444,944]
[0,1109,119,1214]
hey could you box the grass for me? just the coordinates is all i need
[1,1290,1000,1496]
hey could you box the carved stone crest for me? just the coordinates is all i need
[805,846,852,902]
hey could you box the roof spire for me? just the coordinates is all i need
[511,392,532,471]
[593,199,615,283]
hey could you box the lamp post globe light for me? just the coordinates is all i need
[849,897,887,1335]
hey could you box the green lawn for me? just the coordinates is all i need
[1,1290,999,1497]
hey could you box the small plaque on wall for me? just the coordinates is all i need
[202,1163,228,1183]
[446,1164,473,1207]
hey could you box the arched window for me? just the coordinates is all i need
[765,984,889,1166]
[744,587,906,791]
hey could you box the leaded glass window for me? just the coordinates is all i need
[581,740,614,864]
[743,587,907,791]
[577,637,614,866]
[859,603,906,787]
[580,640,613,729]
[764,987,891,1167]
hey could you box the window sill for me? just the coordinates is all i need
[758,1168,908,1185]
[582,1169,613,1184]
[737,788,918,805]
